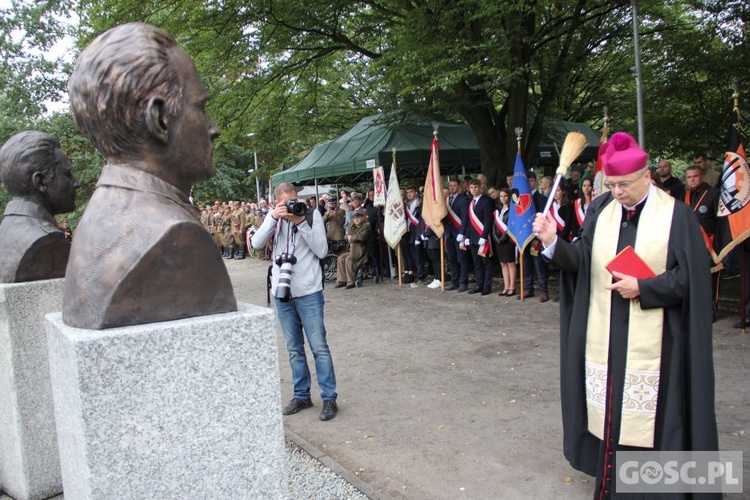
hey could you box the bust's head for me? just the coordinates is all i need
[68,22,220,195]
[0,131,78,215]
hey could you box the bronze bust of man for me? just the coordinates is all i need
[63,22,237,329]
[0,131,79,283]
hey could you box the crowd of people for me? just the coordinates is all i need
[198,150,731,310]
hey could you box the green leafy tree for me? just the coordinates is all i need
[2,0,748,199]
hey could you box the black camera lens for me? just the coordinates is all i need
[286,200,307,217]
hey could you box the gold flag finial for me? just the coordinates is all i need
[392,147,397,162]
[432,121,439,138]
[515,127,523,155]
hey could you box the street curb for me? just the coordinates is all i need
[284,427,390,500]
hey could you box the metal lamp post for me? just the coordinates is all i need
[247,133,262,204]
[631,0,646,148]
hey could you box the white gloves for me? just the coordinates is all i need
[456,234,464,242]
[478,238,486,247]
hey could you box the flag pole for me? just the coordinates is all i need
[440,235,445,292]
[735,86,746,334]
[397,245,403,288]
[377,205,384,280]
[514,126,527,301]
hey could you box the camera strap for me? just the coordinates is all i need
[266,265,273,307]
[272,218,296,258]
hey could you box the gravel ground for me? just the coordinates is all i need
[0,442,367,500]
[286,440,367,499]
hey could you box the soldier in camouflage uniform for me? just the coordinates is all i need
[220,204,232,258]
[229,201,247,260]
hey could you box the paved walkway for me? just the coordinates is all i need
[228,259,750,499]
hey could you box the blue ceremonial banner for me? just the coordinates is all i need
[507,154,537,253]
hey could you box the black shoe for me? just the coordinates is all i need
[282,398,313,415]
[319,400,338,421]
[467,287,482,295]
[446,284,458,291]
[481,288,491,296]
[403,274,414,284]
[457,286,468,292]
[345,284,356,289]
[335,282,347,288]
[733,319,750,328]
[517,291,534,300]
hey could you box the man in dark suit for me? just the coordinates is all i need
[63,22,237,329]
[404,185,425,286]
[520,170,551,301]
[460,178,494,295]
[443,179,470,291]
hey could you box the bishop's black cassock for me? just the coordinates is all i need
[550,188,719,499]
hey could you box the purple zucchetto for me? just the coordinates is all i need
[602,132,648,176]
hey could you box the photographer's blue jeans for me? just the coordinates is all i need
[274,291,337,401]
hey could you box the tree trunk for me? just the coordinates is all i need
[453,83,506,187]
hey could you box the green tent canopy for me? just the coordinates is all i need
[272,113,600,186]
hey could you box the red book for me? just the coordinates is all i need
[605,245,656,280]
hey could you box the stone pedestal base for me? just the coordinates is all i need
[46,303,287,499]
[0,279,64,500]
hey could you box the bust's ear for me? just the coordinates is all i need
[146,97,169,144]
[32,171,47,193]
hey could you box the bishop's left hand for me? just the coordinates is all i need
[604,271,640,300]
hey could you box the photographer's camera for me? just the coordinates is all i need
[285,200,307,217]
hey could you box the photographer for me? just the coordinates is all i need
[251,182,339,421]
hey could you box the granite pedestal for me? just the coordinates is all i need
[45,303,287,499]
[0,279,64,500]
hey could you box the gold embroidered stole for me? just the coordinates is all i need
[586,186,674,448]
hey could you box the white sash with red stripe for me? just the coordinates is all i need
[406,202,420,228]
[469,199,492,256]
[552,201,565,233]
[574,198,586,228]
[446,197,462,229]
[493,209,507,234]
